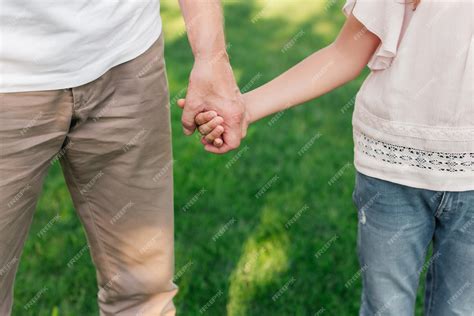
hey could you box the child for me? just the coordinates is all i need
[183,0,473,314]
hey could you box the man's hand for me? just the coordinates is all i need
[181,56,248,153]
[177,102,226,147]
[178,0,248,154]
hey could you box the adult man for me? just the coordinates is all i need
[0,0,245,314]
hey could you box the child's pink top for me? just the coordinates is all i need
[343,0,473,191]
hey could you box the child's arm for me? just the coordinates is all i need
[245,13,381,123]
[188,13,381,151]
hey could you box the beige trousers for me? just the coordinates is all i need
[0,36,177,315]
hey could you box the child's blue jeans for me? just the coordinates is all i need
[353,172,474,316]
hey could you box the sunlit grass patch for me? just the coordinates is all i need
[227,205,290,315]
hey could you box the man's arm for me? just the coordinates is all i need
[178,0,226,62]
[178,0,247,153]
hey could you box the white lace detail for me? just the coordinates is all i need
[355,106,474,142]
[354,131,474,173]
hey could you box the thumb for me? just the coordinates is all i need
[177,98,186,109]
[223,122,242,149]
[181,103,198,136]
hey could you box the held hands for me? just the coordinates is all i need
[177,99,225,147]
[177,99,243,153]
[179,56,249,154]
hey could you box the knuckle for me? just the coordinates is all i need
[181,119,191,128]
[206,119,215,128]
[201,126,210,134]
[195,115,203,124]
[184,102,203,114]
[182,123,194,131]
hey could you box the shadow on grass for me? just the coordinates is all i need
[13,1,427,315]
[164,0,363,315]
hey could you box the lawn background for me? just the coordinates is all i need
[12,1,427,315]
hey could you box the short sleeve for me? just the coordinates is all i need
[343,0,406,70]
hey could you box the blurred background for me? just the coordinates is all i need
[12,0,427,315]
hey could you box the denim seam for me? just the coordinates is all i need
[426,259,437,316]
[434,192,447,218]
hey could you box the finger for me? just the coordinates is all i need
[213,138,224,147]
[181,107,200,136]
[177,99,186,108]
[195,111,218,126]
[204,125,224,143]
[221,114,243,150]
[222,128,241,150]
[204,142,234,155]
[198,116,224,135]
[202,137,223,147]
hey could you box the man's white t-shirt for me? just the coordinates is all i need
[0,0,162,93]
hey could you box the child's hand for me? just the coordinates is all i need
[177,99,225,148]
[195,110,225,147]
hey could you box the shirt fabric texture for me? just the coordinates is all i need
[343,0,474,191]
[0,0,162,92]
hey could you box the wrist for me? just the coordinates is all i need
[242,91,258,124]
[194,49,229,64]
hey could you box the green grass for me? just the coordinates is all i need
[13,1,427,315]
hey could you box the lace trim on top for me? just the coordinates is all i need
[354,131,474,173]
[355,106,474,142]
